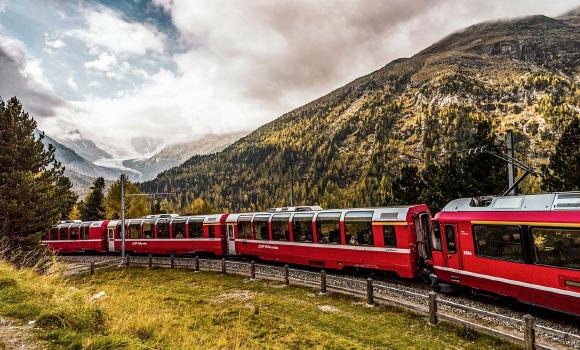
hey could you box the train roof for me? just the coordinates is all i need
[225,206,421,223]
[441,192,580,212]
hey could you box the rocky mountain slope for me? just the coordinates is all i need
[124,132,246,181]
[54,129,113,163]
[142,8,580,211]
[36,130,125,196]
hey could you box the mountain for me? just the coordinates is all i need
[142,9,580,211]
[54,129,113,162]
[123,132,247,181]
[36,130,132,197]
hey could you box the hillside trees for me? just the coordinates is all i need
[541,117,580,191]
[103,179,149,219]
[0,97,77,247]
[81,177,106,221]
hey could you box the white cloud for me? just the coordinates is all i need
[67,76,78,91]
[0,3,6,14]
[67,6,165,56]
[84,52,117,71]
[19,0,580,157]
[0,34,64,116]
[44,34,66,49]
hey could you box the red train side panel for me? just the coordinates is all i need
[430,193,580,315]
[226,205,431,278]
[42,220,108,253]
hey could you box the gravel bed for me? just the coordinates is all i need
[58,255,579,348]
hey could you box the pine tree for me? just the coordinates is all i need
[68,205,81,220]
[0,97,78,246]
[388,165,425,205]
[541,117,580,191]
[103,178,149,219]
[81,177,106,220]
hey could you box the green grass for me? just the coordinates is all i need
[0,263,521,350]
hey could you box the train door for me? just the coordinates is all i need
[227,224,236,255]
[107,228,115,252]
[441,223,462,276]
[414,212,432,260]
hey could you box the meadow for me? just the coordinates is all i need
[0,262,520,349]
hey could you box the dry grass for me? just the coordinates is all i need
[0,263,521,349]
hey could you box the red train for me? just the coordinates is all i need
[42,193,579,315]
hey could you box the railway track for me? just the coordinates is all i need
[58,254,580,349]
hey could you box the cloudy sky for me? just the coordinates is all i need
[0,0,577,157]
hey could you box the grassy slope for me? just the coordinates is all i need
[0,263,519,350]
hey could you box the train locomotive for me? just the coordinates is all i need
[43,192,580,316]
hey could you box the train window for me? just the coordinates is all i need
[445,225,456,254]
[59,225,69,240]
[344,211,373,246]
[157,220,170,239]
[253,215,270,240]
[271,214,290,241]
[116,222,123,239]
[473,225,523,262]
[142,221,154,239]
[237,218,252,239]
[316,212,341,244]
[292,214,314,243]
[188,219,204,238]
[383,226,397,248]
[431,221,442,251]
[207,225,219,238]
[70,225,80,240]
[531,227,580,270]
[50,227,59,240]
[128,222,141,239]
[172,220,186,239]
[81,223,90,240]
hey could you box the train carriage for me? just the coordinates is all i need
[107,214,228,256]
[43,220,108,253]
[225,205,431,278]
[430,192,580,315]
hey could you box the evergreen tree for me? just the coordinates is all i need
[103,178,149,219]
[388,165,424,205]
[81,177,106,220]
[0,97,77,246]
[541,118,580,192]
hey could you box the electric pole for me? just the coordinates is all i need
[289,155,294,207]
[120,173,126,257]
[506,131,516,195]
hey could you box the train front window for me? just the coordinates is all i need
[473,224,523,262]
[344,211,373,246]
[253,215,270,240]
[383,226,397,248]
[532,227,580,270]
[70,225,80,240]
[188,220,203,238]
[129,222,141,239]
[271,214,290,241]
[237,218,252,239]
[292,214,314,243]
[172,220,186,239]
[316,212,341,244]
[431,221,442,251]
[157,220,170,239]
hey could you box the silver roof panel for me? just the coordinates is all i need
[441,192,580,212]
